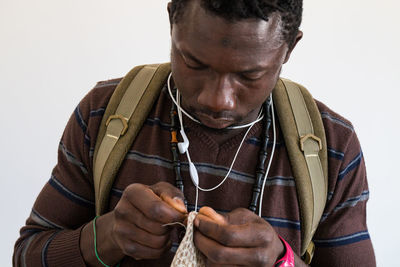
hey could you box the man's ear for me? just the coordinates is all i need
[283,30,303,63]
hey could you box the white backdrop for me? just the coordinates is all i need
[1,0,399,266]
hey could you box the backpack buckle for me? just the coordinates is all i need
[106,114,129,136]
[300,134,322,152]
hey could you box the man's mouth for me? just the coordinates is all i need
[195,112,236,129]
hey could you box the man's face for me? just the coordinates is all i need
[170,0,294,129]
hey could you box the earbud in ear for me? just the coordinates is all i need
[178,129,189,154]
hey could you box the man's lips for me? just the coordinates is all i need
[195,112,236,129]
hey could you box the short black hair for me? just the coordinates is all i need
[169,0,302,48]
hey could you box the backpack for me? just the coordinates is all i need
[92,63,328,264]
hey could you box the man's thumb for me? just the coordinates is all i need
[161,194,187,214]
[150,181,187,214]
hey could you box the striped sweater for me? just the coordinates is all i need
[14,76,376,266]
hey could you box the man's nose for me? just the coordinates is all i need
[197,74,236,113]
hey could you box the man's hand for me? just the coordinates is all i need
[80,182,187,266]
[193,207,284,267]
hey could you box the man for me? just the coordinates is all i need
[14,0,375,266]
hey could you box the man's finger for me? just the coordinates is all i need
[151,181,187,213]
[123,183,186,224]
[120,239,172,260]
[194,230,272,266]
[198,206,227,225]
[114,199,168,236]
[224,208,261,225]
[195,213,271,247]
[115,220,170,249]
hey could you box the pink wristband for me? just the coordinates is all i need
[274,235,295,267]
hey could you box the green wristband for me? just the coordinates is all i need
[93,216,121,267]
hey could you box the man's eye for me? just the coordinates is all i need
[185,62,207,70]
[240,73,262,81]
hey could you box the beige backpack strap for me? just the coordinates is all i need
[93,63,171,216]
[273,78,328,264]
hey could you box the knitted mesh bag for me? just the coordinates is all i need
[171,212,206,267]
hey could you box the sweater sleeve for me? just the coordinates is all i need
[310,104,376,266]
[13,79,120,267]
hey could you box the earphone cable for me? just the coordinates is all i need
[168,72,273,211]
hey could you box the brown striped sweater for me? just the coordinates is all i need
[14,75,376,266]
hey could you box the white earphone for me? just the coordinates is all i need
[177,128,199,186]
[177,129,189,154]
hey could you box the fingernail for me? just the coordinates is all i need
[194,217,199,228]
[173,196,183,203]
[173,197,186,207]
[173,197,187,213]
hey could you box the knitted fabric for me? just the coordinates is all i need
[171,212,206,267]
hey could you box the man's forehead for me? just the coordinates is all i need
[175,0,285,50]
